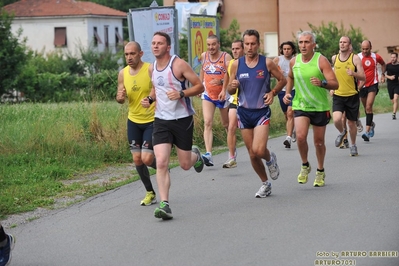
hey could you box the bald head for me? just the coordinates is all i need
[125,41,142,52]
[361,40,372,56]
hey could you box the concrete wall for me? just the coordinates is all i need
[278,0,399,61]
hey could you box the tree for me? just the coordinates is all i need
[296,21,367,61]
[0,9,27,95]
[220,19,241,55]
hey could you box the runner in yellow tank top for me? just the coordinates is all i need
[116,41,157,206]
[221,40,244,168]
[331,36,365,156]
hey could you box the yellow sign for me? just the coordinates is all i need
[189,16,218,76]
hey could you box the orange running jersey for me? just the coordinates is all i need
[202,52,228,100]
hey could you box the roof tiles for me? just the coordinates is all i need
[3,0,127,17]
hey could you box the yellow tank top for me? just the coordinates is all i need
[124,63,155,123]
[228,59,238,105]
[333,53,358,97]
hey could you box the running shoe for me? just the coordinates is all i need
[298,164,311,184]
[283,136,291,149]
[393,113,396,120]
[192,145,204,173]
[369,122,375,137]
[350,145,358,157]
[356,119,363,133]
[362,132,370,142]
[335,129,347,147]
[201,152,214,167]
[222,157,237,168]
[339,139,349,149]
[313,171,325,187]
[154,201,173,220]
[0,234,15,266]
[140,191,156,206]
[255,182,272,198]
[292,130,297,142]
[267,152,280,180]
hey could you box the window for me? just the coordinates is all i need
[93,27,102,46]
[115,27,123,45]
[54,27,67,47]
[264,32,278,57]
[104,26,109,49]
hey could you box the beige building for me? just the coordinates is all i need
[164,0,399,60]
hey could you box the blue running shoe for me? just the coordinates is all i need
[201,152,214,167]
[362,132,370,142]
[0,234,15,266]
[369,122,375,137]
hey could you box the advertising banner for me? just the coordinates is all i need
[188,15,218,76]
[129,7,177,63]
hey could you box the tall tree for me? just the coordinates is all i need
[0,9,27,95]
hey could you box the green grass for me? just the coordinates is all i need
[0,85,393,218]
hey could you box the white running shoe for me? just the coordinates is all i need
[255,182,272,198]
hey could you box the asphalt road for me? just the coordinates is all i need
[6,113,399,266]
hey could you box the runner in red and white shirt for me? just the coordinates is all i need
[357,40,386,141]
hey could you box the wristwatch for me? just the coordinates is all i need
[179,91,185,99]
[321,80,327,88]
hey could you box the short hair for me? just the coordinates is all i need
[298,31,316,43]
[279,41,297,55]
[392,52,398,58]
[242,29,260,44]
[125,41,141,51]
[207,34,219,42]
[232,39,244,49]
[153,31,171,46]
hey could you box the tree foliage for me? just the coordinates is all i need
[0,9,27,95]
[296,21,367,61]
[220,19,241,55]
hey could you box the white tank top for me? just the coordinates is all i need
[152,55,195,120]
[278,55,294,91]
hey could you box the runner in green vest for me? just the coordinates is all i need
[283,31,338,187]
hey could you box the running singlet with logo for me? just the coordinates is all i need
[236,55,271,109]
[152,55,195,120]
[292,52,329,112]
[333,53,358,97]
[124,63,154,123]
[357,52,384,87]
[202,52,228,100]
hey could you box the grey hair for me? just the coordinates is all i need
[298,31,316,43]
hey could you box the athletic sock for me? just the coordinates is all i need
[149,157,157,169]
[136,164,154,192]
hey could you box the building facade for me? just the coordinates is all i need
[164,0,399,60]
[4,0,127,56]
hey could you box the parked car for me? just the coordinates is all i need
[1,90,27,103]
